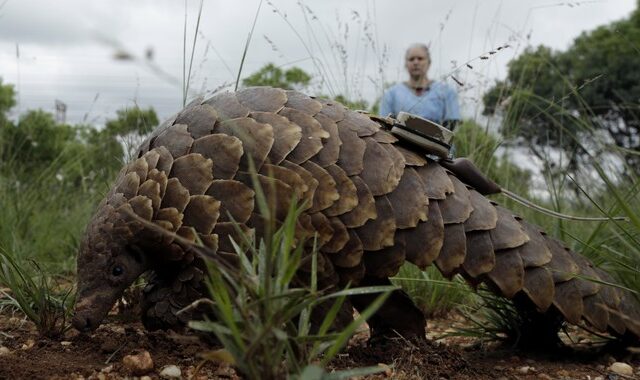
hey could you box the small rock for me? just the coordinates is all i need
[122,350,154,375]
[609,362,633,376]
[96,373,106,380]
[0,346,10,355]
[100,365,113,374]
[140,376,152,380]
[537,374,552,380]
[160,365,182,378]
[593,376,604,380]
[60,341,72,347]
[21,339,35,350]
[517,366,533,374]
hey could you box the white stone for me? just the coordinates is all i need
[160,365,182,378]
[609,362,633,376]
[0,346,10,355]
[517,366,532,374]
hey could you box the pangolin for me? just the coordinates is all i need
[72,87,640,343]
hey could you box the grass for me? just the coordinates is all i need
[188,170,391,379]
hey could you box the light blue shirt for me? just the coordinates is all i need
[379,81,461,125]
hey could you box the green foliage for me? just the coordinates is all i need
[104,106,158,137]
[392,264,471,318]
[190,170,390,379]
[243,63,312,90]
[483,5,640,170]
[0,78,15,116]
[0,248,75,338]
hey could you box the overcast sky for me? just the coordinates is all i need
[0,0,636,126]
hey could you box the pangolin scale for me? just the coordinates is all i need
[72,87,640,342]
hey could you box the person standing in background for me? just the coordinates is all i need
[380,43,461,131]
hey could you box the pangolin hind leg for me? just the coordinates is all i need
[350,276,426,340]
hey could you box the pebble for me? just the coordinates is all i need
[60,341,72,347]
[537,374,552,380]
[0,346,10,355]
[140,376,152,380]
[160,365,182,378]
[21,339,35,350]
[100,365,113,374]
[517,366,533,374]
[609,362,633,376]
[122,350,154,375]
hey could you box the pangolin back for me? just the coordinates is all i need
[103,86,640,340]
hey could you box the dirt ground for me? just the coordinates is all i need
[0,307,638,380]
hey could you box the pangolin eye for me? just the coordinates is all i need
[112,266,124,276]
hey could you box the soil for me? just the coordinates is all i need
[0,306,638,380]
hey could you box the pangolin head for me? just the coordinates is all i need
[72,195,151,332]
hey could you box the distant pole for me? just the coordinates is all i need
[55,100,67,124]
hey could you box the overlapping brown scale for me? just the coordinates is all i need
[582,293,609,332]
[439,176,473,225]
[553,279,584,325]
[198,233,219,253]
[213,222,253,253]
[363,234,406,278]
[203,91,250,120]
[146,169,168,199]
[215,118,275,171]
[260,163,308,199]
[279,107,329,164]
[396,146,427,167]
[174,104,218,139]
[435,223,467,277]
[336,127,366,176]
[250,112,302,165]
[138,179,162,211]
[618,294,640,337]
[464,190,498,232]
[489,206,530,251]
[154,146,174,175]
[285,90,323,115]
[517,222,552,267]
[116,172,141,200]
[354,195,396,251]
[461,230,495,278]
[317,99,347,122]
[522,267,555,311]
[323,164,358,217]
[191,134,243,180]
[152,124,194,158]
[141,150,161,171]
[544,236,580,283]
[161,178,191,213]
[308,212,335,248]
[235,172,295,222]
[128,196,154,221]
[322,217,350,253]
[380,143,407,187]
[205,180,255,223]
[155,207,183,234]
[237,87,287,113]
[301,160,339,213]
[329,230,363,268]
[176,226,197,245]
[279,160,317,210]
[486,248,525,298]
[372,130,398,144]
[386,167,428,229]
[338,176,376,228]
[169,153,214,195]
[403,201,444,269]
[182,195,220,235]
[337,111,379,137]
[359,137,403,196]
[569,252,601,297]
[311,113,341,167]
[127,157,150,183]
[416,162,454,200]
